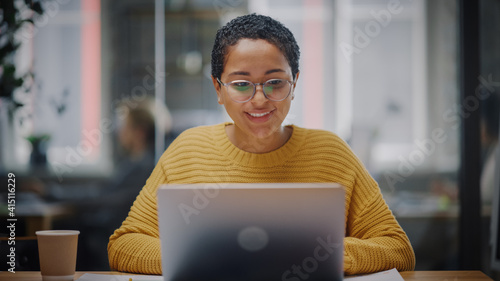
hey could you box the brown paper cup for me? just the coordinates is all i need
[36,230,80,281]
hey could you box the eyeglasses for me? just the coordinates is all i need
[217,78,294,103]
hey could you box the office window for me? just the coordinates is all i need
[338,0,460,270]
[2,0,111,178]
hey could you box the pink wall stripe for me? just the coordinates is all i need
[81,0,101,159]
[303,0,324,129]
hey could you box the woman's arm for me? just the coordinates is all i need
[107,160,167,274]
[344,178,416,275]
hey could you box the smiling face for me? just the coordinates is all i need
[212,39,298,152]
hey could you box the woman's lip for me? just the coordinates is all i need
[245,109,275,122]
[247,111,272,117]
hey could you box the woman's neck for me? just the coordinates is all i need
[225,124,293,153]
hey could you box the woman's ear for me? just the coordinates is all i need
[293,71,300,89]
[211,75,224,105]
[291,71,300,100]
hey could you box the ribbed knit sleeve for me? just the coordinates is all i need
[343,194,415,274]
[107,153,167,274]
[343,176,415,274]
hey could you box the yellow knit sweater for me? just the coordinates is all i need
[108,123,415,275]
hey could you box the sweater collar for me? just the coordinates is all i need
[213,122,305,167]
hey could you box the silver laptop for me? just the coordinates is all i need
[157,183,345,281]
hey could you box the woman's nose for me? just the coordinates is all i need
[252,84,268,103]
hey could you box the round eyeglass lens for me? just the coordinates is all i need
[228,81,254,102]
[264,79,290,101]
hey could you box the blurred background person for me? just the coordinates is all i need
[481,91,500,209]
[27,97,172,269]
[75,97,171,269]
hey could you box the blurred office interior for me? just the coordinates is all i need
[0,0,499,279]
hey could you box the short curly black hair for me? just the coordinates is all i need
[211,14,300,80]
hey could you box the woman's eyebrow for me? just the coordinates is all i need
[265,69,286,75]
[227,69,286,77]
[228,71,250,77]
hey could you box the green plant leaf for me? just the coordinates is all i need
[0,0,45,106]
[0,42,21,61]
[32,2,44,14]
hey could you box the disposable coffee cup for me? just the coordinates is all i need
[36,230,80,281]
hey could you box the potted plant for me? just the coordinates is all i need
[0,0,45,166]
[1,0,44,105]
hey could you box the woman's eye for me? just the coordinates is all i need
[267,79,285,88]
[234,82,250,87]
[269,79,282,85]
[232,82,252,92]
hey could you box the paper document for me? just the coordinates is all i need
[77,268,403,281]
[344,268,404,281]
[76,273,163,281]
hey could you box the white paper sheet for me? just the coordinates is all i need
[77,268,403,281]
[344,268,405,281]
[76,273,163,281]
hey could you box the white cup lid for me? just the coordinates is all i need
[36,230,80,236]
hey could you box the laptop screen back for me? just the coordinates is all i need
[157,183,345,281]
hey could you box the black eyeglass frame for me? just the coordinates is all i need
[216,77,295,103]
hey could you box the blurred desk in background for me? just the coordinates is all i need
[0,198,74,236]
[0,199,74,271]
[383,192,494,274]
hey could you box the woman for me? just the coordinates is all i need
[107,14,415,275]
